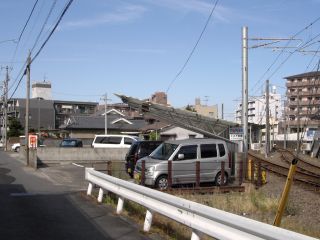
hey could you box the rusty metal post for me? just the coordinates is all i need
[141,160,145,186]
[196,161,200,188]
[168,160,172,189]
[239,159,243,185]
[250,158,255,183]
[257,161,262,187]
[107,161,112,176]
[221,161,225,186]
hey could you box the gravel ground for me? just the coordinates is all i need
[258,151,320,238]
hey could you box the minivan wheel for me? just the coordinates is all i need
[155,175,168,190]
[215,172,228,186]
[16,147,20,153]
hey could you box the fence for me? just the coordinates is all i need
[85,168,316,240]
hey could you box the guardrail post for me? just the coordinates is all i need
[141,160,145,186]
[191,230,201,240]
[168,160,172,189]
[87,182,93,195]
[116,196,124,214]
[98,188,104,203]
[196,161,200,188]
[143,209,153,232]
[107,161,112,175]
[221,161,225,186]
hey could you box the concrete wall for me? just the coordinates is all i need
[36,147,128,164]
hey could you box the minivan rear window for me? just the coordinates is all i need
[218,144,226,157]
[124,137,134,145]
[200,144,217,158]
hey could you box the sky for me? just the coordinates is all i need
[0,0,320,121]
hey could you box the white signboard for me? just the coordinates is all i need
[230,133,243,141]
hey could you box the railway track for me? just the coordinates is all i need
[248,150,320,188]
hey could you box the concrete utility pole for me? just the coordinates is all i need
[265,80,270,157]
[25,52,31,165]
[221,103,224,120]
[284,100,287,149]
[297,91,301,153]
[3,66,9,151]
[242,26,249,155]
[101,93,111,134]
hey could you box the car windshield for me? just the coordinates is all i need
[150,143,178,160]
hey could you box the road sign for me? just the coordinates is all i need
[29,135,38,149]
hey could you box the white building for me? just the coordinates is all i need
[32,81,52,100]
[235,86,282,126]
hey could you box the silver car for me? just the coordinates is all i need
[134,138,231,190]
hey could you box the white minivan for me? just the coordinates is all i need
[91,135,139,148]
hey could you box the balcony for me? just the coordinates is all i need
[286,81,320,88]
[287,120,320,126]
[287,100,320,106]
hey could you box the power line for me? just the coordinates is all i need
[18,0,39,42]
[31,0,58,53]
[165,0,219,94]
[31,0,74,64]
[8,0,74,100]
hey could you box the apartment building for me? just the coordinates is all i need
[235,87,282,126]
[285,71,320,133]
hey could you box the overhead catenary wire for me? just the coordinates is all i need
[165,0,219,94]
[250,15,320,95]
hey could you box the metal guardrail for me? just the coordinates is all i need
[85,168,317,240]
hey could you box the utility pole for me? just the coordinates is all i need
[3,66,9,151]
[283,100,287,149]
[297,91,300,153]
[265,80,270,157]
[101,93,111,134]
[221,103,224,120]
[25,52,31,165]
[242,26,249,155]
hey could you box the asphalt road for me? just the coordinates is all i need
[0,151,155,240]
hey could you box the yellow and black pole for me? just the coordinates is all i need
[273,158,298,226]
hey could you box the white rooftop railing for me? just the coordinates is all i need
[85,168,317,240]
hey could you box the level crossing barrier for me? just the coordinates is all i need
[85,168,316,240]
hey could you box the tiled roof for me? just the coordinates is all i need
[59,115,147,131]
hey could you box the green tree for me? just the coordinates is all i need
[185,104,196,112]
[8,117,24,137]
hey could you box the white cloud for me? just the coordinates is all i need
[143,0,230,22]
[63,4,147,29]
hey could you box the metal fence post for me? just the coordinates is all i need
[251,158,255,184]
[257,161,262,187]
[221,161,225,186]
[107,161,112,175]
[141,160,145,186]
[196,161,200,188]
[168,160,172,189]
